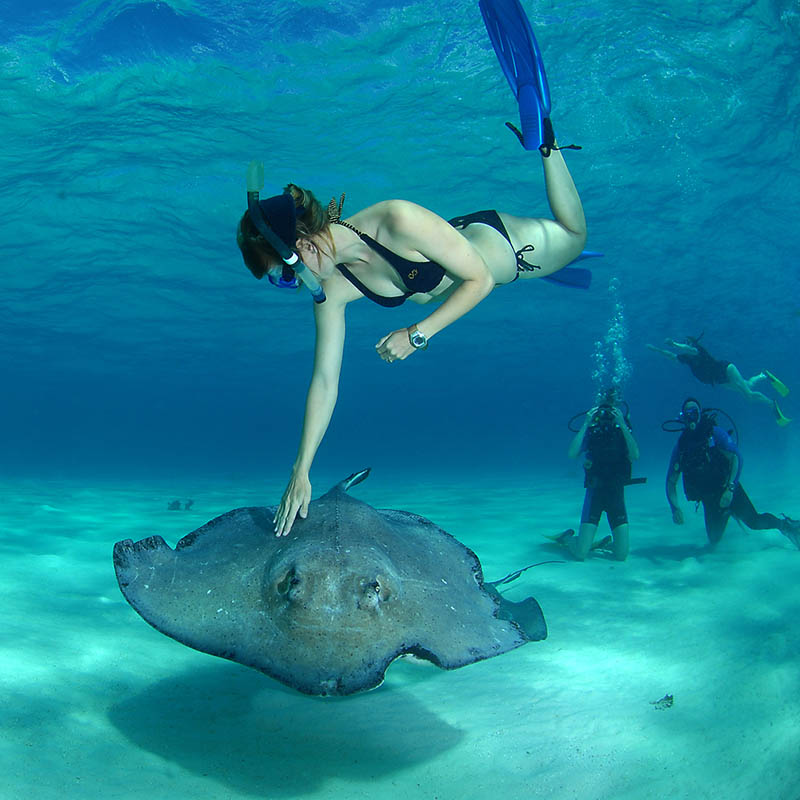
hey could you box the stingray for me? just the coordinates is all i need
[113,469,547,696]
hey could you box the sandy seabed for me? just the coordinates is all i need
[2,469,799,800]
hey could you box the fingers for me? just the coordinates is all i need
[375,329,414,363]
[272,471,314,537]
[273,500,299,537]
[273,483,310,537]
[375,340,402,363]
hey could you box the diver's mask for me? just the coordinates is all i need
[679,399,702,430]
[267,264,301,290]
[245,161,326,304]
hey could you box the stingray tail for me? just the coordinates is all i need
[340,468,371,492]
[489,560,565,586]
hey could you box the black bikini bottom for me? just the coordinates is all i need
[449,209,540,274]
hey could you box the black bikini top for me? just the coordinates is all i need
[333,219,446,307]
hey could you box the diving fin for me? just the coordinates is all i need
[774,400,792,427]
[543,266,592,289]
[480,0,578,155]
[542,250,603,289]
[764,370,789,397]
[544,528,575,544]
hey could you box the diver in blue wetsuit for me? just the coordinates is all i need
[664,399,800,548]
[236,0,596,536]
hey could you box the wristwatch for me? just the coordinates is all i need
[408,324,428,350]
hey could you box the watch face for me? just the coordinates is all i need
[411,332,426,347]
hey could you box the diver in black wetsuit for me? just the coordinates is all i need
[665,398,800,548]
[647,336,791,426]
[556,390,641,561]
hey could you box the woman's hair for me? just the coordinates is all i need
[236,183,335,279]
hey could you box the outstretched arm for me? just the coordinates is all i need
[646,343,678,360]
[666,339,698,356]
[274,296,346,536]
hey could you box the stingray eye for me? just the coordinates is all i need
[372,575,391,601]
[276,568,299,596]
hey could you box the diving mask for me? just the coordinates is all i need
[245,161,326,304]
[680,399,702,428]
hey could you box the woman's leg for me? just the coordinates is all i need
[500,149,587,278]
[724,364,772,407]
[542,147,587,240]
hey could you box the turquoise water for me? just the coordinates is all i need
[2,0,800,797]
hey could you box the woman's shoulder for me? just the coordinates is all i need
[355,199,432,230]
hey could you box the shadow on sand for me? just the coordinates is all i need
[108,661,463,797]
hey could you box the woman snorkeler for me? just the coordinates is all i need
[237,0,590,535]
[238,141,587,535]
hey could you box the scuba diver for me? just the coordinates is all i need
[646,335,791,426]
[664,398,800,549]
[238,0,600,536]
[553,390,641,561]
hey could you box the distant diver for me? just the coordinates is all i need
[647,335,791,426]
[552,389,643,561]
[237,0,600,536]
[663,398,800,548]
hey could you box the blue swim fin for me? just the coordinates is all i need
[541,251,602,289]
[480,0,549,152]
[480,0,580,155]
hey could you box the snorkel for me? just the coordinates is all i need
[245,161,326,303]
